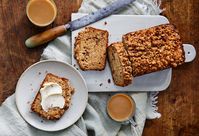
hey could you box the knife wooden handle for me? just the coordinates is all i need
[25,25,67,48]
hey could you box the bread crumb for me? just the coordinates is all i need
[104,21,107,25]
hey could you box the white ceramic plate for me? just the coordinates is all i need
[15,60,88,131]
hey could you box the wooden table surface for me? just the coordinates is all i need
[0,0,198,135]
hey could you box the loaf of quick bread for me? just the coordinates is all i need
[122,24,185,76]
[31,73,74,120]
[107,42,133,86]
[74,27,108,71]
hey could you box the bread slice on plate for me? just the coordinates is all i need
[74,27,108,71]
[31,73,74,120]
[107,42,133,87]
[123,24,185,76]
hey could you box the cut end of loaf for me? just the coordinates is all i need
[108,42,133,87]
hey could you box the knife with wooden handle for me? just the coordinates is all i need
[25,0,135,48]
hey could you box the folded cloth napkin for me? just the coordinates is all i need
[0,0,163,136]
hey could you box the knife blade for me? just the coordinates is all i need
[68,0,135,31]
[25,0,135,48]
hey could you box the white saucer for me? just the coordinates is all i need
[15,60,88,131]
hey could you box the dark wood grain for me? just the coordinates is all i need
[143,0,199,135]
[0,0,198,135]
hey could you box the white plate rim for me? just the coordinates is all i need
[15,60,88,131]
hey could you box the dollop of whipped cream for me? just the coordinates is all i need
[40,82,65,112]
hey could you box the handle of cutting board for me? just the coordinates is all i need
[25,25,68,48]
[183,44,196,63]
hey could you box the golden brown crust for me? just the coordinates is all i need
[108,42,133,86]
[123,24,185,76]
[31,73,74,120]
[74,27,108,71]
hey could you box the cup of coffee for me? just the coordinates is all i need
[26,0,57,27]
[107,93,136,126]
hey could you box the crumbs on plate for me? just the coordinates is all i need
[108,79,111,83]
[104,21,107,25]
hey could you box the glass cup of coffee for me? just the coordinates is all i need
[26,0,57,27]
[107,93,137,127]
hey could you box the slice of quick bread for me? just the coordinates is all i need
[123,24,185,76]
[74,27,108,70]
[108,42,133,86]
[31,73,74,120]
